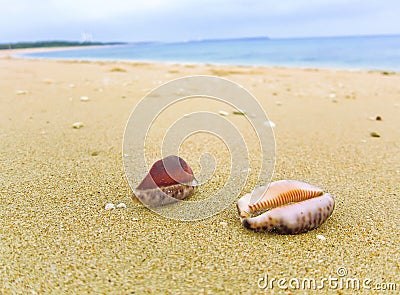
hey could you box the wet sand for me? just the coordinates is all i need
[0,53,399,294]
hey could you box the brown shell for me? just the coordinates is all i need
[133,155,196,207]
[137,155,194,190]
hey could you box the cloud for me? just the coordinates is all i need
[1,0,399,42]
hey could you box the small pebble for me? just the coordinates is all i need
[375,116,382,121]
[220,222,228,226]
[116,203,127,209]
[370,132,380,138]
[328,93,336,99]
[105,203,115,210]
[233,109,246,115]
[316,234,326,241]
[264,120,276,127]
[361,139,367,143]
[80,96,89,102]
[16,90,28,95]
[219,110,229,116]
[42,78,54,84]
[72,122,84,129]
[69,83,75,88]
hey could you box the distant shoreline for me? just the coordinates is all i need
[0,41,126,50]
[0,44,124,58]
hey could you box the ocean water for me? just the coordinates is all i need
[19,35,400,71]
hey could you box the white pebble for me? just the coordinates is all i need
[105,203,115,210]
[328,93,336,99]
[116,203,127,209]
[72,122,84,129]
[316,234,326,241]
[80,96,89,102]
[69,83,75,88]
[219,221,228,226]
[368,116,376,121]
[16,90,28,95]
[264,120,276,127]
[176,88,185,94]
[361,139,367,143]
[218,110,229,116]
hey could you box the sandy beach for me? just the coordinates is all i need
[0,52,399,294]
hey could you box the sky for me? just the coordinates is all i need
[1,0,399,43]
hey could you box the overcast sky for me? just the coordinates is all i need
[1,0,399,43]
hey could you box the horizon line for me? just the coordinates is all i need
[2,33,400,46]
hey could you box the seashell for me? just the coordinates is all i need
[116,203,127,209]
[105,203,115,210]
[132,155,197,207]
[236,180,335,234]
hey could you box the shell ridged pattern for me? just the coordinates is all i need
[237,180,335,234]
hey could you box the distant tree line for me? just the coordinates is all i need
[0,41,126,50]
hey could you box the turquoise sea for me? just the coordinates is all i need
[19,35,400,71]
